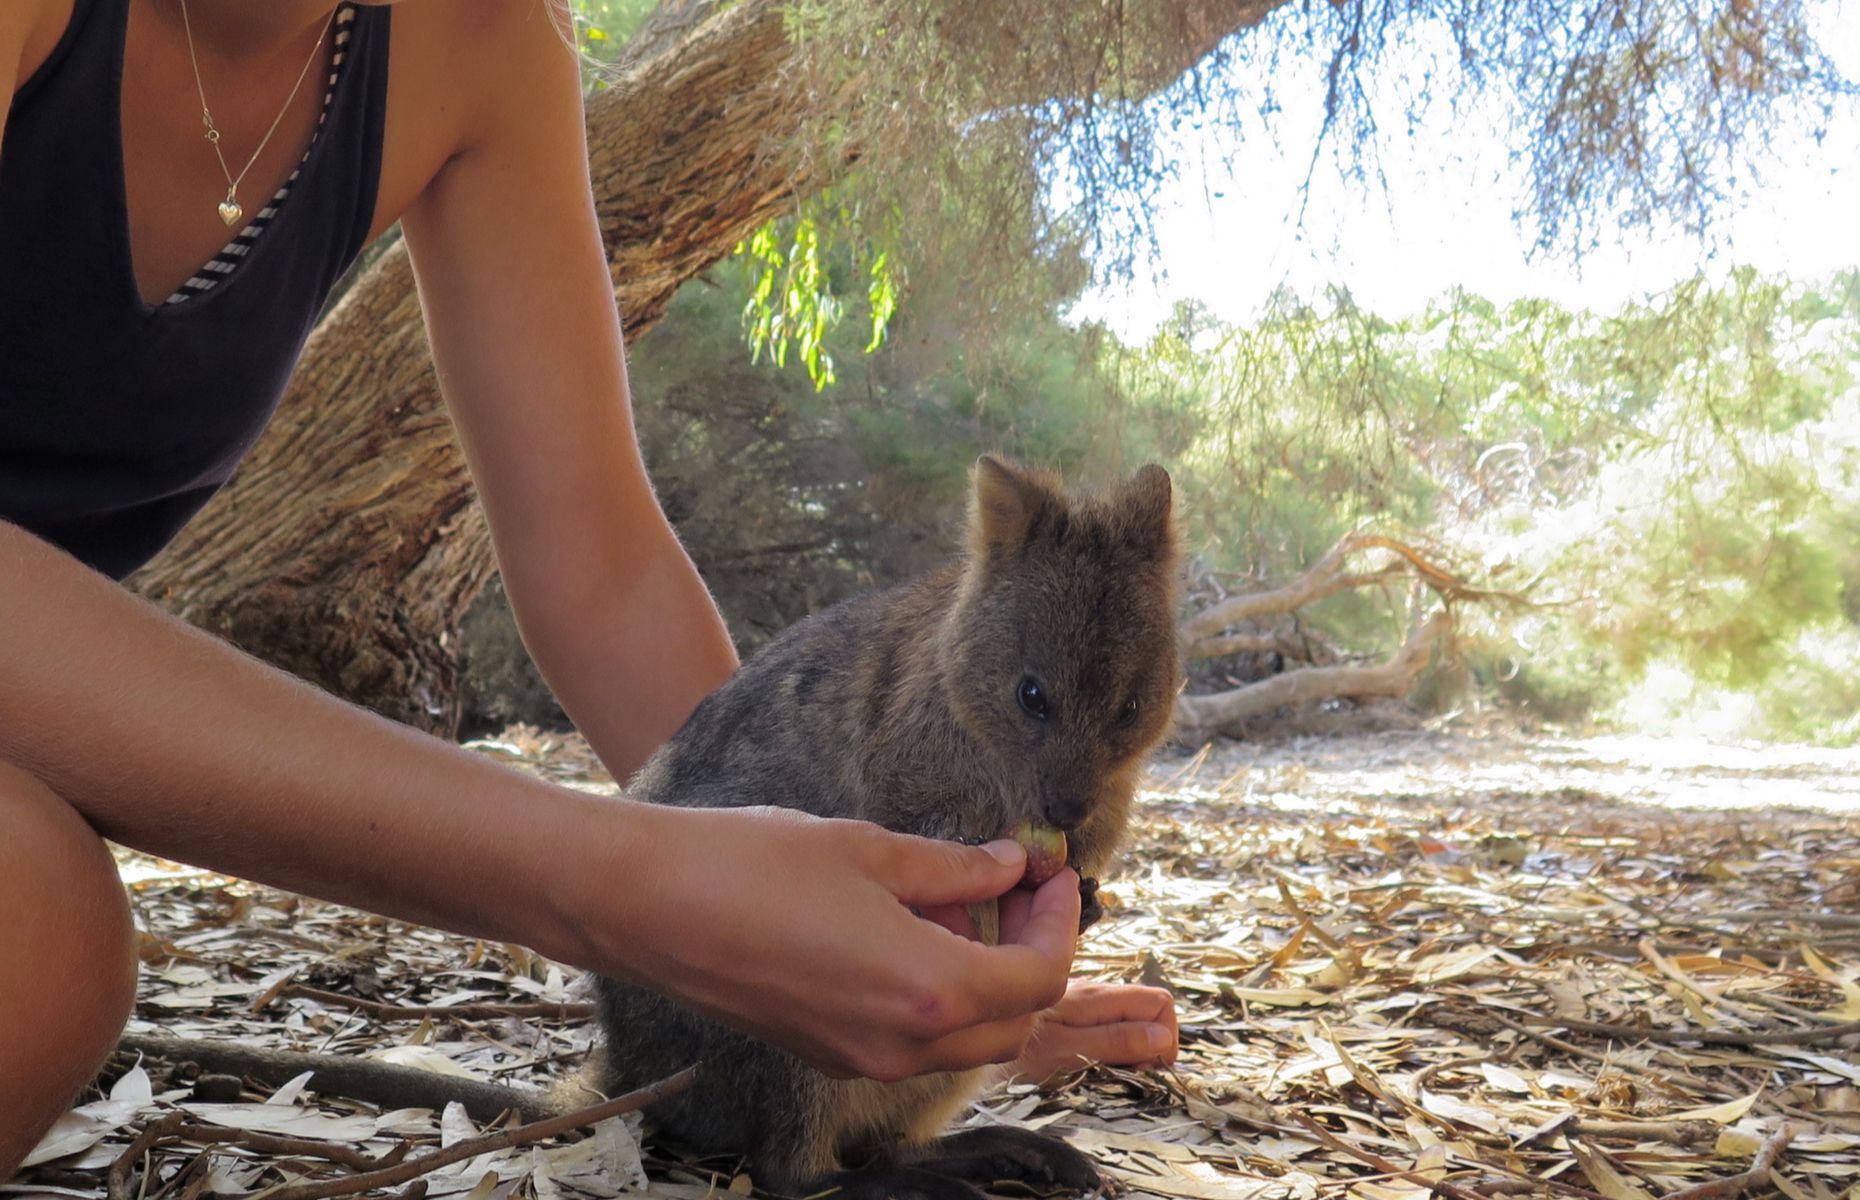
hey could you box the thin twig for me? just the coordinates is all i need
[231,1064,697,1200]
[1694,911,1860,930]
[1481,1011,1728,1097]
[1289,1114,1489,1200]
[279,985,597,1023]
[108,1114,184,1200]
[172,1125,409,1172]
[1521,1013,1860,1046]
[1733,990,1855,1026]
[1572,1120,1721,1146]
[1657,1127,1793,1200]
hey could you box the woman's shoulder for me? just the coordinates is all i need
[386,0,580,81]
[367,0,589,239]
[379,0,583,145]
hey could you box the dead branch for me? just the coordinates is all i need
[1519,1014,1860,1045]
[233,1066,697,1200]
[1658,1127,1793,1200]
[1178,532,1527,655]
[171,1125,410,1172]
[109,1113,185,1200]
[1572,1120,1721,1146]
[278,984,598,1023]
[1694,910,1860,930]
[118,1034,555,1123]
[1181,629,1335,664]
[1174,613,1450,742]
[1178,535,1366,645]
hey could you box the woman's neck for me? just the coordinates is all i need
[142,0,343,61]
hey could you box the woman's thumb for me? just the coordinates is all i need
[881,833,1026,908]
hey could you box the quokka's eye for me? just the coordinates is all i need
[1017,676,1052,720]
[1119,697,1141,727]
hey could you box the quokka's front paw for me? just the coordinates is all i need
[1078,876,1103,933]
[911,1127,1102,1193]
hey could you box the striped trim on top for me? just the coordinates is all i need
[165,5,356,305]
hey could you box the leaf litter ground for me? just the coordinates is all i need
[15,723,1860,1200]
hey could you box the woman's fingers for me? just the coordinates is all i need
[1005,980,1181,1083]
[1048,980,1178,1026]
[875,829,1027,908]
[1010,1018,1176,1081]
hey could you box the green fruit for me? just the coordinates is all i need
[1003,819,1068,887]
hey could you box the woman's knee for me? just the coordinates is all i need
[0,759,137,1172]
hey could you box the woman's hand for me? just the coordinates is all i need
[566,804,1083,1081]
[1007,979,1179,1084]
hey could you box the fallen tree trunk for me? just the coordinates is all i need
[1169,533,1524,744]
[1173,613,1451,743]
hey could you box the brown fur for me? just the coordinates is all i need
[595,457,1181,1200]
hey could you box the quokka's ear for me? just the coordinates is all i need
[970,455,1063,560]
[1120,463,1177,560]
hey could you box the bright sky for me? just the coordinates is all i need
[1076,1,1860,340]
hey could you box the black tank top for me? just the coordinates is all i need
[0,0,390,579]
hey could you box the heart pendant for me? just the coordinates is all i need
[217,199,243,227]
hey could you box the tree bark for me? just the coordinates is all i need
[127,0,1292,735]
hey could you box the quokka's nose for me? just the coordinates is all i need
[1041,796,1090,830]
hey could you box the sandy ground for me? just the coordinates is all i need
[1149,725,1860,815]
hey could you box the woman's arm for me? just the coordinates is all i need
[396,2,733,781]
[0,521,1081,1079]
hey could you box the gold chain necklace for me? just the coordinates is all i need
[178,0,332,227]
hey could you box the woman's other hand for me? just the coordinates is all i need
[1007,979,1179,1083]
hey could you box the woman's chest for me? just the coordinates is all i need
[109,0,468,304]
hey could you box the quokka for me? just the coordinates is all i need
[596,456,1183,1200]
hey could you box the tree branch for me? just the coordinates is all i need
[118,1035,555,1123]
[1178,534,1363,643]
[1179,533,1523,650]
[1174,612,1450,740]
